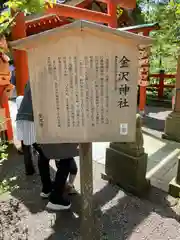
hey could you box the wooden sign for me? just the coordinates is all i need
[11,21,152,144]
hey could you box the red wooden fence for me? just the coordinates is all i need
[148,72,176,98]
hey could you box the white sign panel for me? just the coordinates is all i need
[28,33,138,143]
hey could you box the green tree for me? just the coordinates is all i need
[0,0,55,35]
[131,0,146,24]
[143,0,180,73]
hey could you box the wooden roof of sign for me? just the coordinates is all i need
[119,22,160,33]
[10,20,152,51]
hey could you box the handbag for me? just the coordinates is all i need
[40,143,79,159]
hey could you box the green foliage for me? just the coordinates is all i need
[0,143,8,162]
[0,0,56,35]
[0,177,18,194]
[141,0,180,73]
[0,140,15,194]
[0,110,19,194]
[117,5,123,18]
[130,0,146,25]
[5,0,45,13]
[0,140,18,194]
[0,0,179,76]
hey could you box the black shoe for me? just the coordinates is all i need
[40,191,51,199]
[40,186,52,199]
[23,145,35,176]
[17,148,23,155]
[25,167,35,176]
[66,184,77,195]
[46,196,71,210]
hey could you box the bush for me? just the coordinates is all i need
[0,139,18,195]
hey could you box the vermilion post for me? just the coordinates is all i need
[139,30,149,114]
[107,1,117,28]
[11,11,29,96]
[158,70,165,98]
[2,97,13,141]
[100,0,136,9]
[46,4,111,24]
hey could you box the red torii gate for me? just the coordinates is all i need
[11,0,135,96]
[7,0,158,140]
[120,23,160,113]
[2,0,134,141]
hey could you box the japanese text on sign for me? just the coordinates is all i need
[45,55,112,129]
[115,56,131,109]
[38,54,133,130]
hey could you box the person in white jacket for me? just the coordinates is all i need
[16,94,36,175]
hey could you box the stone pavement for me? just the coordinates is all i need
[3,100,180,239]
[1,147,180,240]
[91,106,180,192]
[8,100,180,192]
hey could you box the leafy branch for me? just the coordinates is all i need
[0,0,57,35]
[0,115,18,194]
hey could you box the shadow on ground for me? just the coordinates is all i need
[0,147,180,239]
[44,185,180,239]
[143,115,165,132]
[0,146,57,214]
[142,106,172,132]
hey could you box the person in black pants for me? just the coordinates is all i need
[33,143,75,210]
[17,81,78,211]
[55,156,78,194]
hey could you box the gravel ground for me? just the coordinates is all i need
[0,147,180,239]
[2,104,178,239]
[0,199,28,240]
[1,189,180,240]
